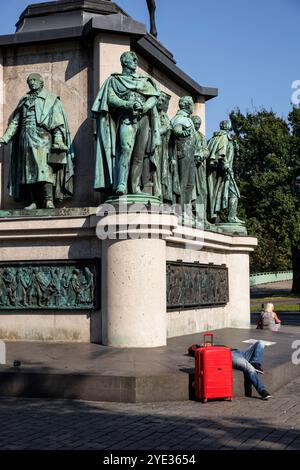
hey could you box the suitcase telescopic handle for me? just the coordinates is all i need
[203,333,214,346]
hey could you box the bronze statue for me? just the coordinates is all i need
[91,51,161,196]
[207,120,244,224]
[146,0,158,37]
[151,92,172,201]
[191,115,210,225]
[170,96,199,209]
[0,73,75,209]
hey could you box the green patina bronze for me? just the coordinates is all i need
[0,73,75,209]
[0,262,98,310]
[104,194,161,206]
[207,119,244,225]
[170,96,199,211]
[91,51,161,198]
[191,115,210,225]
[152,91,173,202]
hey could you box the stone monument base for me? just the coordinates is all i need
[0,207,97,218]
[1,326,298,402]
[105,194,162,206]
[215,222,248,235]
[0,208,257,346]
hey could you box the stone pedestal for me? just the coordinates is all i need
[100,211,177,348]
[215,222,247,235]
[0,209,257,346]
[102,238,167,348]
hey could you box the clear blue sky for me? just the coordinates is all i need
[0,0,299,136]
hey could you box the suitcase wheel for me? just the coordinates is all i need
[203,399,207,403]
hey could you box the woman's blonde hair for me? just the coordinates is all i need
[264,302,274,313]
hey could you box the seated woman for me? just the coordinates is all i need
[257,302,281,331]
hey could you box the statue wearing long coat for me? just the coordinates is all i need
[207,130,240,220]
[1,89,74,202]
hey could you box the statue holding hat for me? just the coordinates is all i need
[0,73,75,209]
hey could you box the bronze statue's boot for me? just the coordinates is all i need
[131,164,145,195]
[44,183,55,209]
[141,181,153,195]
[46,200,55,209]
[25,202,38,210]
[24,186,37,210]
[204,220,214,230]
[135,187,150,195]
[228,197,244,224]
[116,183,127,196]
[116,160,129,196]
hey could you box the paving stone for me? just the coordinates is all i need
[0,376,299,450]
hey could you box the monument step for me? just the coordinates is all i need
[0,327,299,403]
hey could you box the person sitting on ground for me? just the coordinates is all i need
[256,302,281,331]
[231,340,271,400]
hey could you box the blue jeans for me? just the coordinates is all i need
[232,341,266,395]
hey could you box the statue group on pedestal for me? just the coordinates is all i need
[0,53,243,227]
[91,51,243,226]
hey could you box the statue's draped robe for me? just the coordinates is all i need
[91,73,160,192]
[207,130,240,220]
[170,111,197,202]
[3,89,74,201]
[192,131,209,220]
[152,110,172,201]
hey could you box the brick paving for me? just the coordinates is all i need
[0,375,299,450]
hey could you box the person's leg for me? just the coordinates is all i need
[130,116,150,194]
[117,122,136,195]
[43,182,55,209]
[232,351,266,396]
[142,155,153,194]
[25,184,38,210]
[185,158,196,205]
[177,157,188,209]
[228,185,244,223]
[241,340,265,365]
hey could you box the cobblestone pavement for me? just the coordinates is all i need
[0,376,300,451]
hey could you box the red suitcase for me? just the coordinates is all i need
[195,333,233,403]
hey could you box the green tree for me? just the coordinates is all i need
[229,108,300,292]
[288,107,300,293]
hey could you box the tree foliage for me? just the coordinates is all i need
[229,108,300,292]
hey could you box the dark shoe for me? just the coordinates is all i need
[260,390,271,400]
[252,362,264,374]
